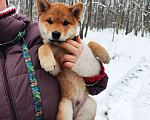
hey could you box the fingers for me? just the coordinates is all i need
[66,35,82,48]
[60,54,77,64]
[66,39,82,50]
[60,54,77,68]
[53,35,83,68]
[65,39,83,55]
[63,62,74,68]
[55,42,80,56]
[76,35,82,44]
[54,39,83,56]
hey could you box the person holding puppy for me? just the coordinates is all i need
[0,0,108,120]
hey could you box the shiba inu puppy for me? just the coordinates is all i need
[37,0,110,119]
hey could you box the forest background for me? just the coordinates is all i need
[8,0,150,38]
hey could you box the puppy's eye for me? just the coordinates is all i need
[47,19,53,24]
[63,21,69,26]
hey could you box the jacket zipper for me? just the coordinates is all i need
[2,48,18,120]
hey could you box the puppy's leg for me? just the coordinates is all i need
[88,41,110,64]
[57,97,73,120]
[75,96,97,120]
[38,44,57,72]
[51,60,60,76]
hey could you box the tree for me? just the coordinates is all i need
[29,0,33,21]
[141,0,145,37]
[84,0,92,38]
[116,0,123,34]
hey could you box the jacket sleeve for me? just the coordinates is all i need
[83,62,108,95]
[85,74,108,95]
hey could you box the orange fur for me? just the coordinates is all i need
[37,0,109,119]
[37,0,83,44]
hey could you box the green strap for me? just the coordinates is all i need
[21,30,43,120]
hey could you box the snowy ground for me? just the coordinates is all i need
[83,29,150,120]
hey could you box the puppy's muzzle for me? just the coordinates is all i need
[49,31,63,44]
[52,31,61,39]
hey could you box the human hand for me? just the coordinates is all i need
[54,35,83,68]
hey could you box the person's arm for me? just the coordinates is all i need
[54,35,108,94]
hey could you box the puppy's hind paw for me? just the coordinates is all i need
[96,54,110,64]
[88,41,110,64]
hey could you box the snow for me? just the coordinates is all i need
[82,29,150,120]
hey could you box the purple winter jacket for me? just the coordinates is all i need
[0,14,108,120]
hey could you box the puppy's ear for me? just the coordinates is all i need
[70,2,83,21]
[36,0,51,15]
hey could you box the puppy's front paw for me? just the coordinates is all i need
[40,58,56,72]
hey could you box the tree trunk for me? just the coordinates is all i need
[133,0,140,36]
[29,0,33,21]
[141,0,145,37]
[125,0,131,35]
[116,0,123,34]
[84,0,92,38]
[26,0,29,19]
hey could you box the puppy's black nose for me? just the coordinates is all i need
[52,31,61,39]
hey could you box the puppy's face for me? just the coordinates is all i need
[37,0,83,44]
